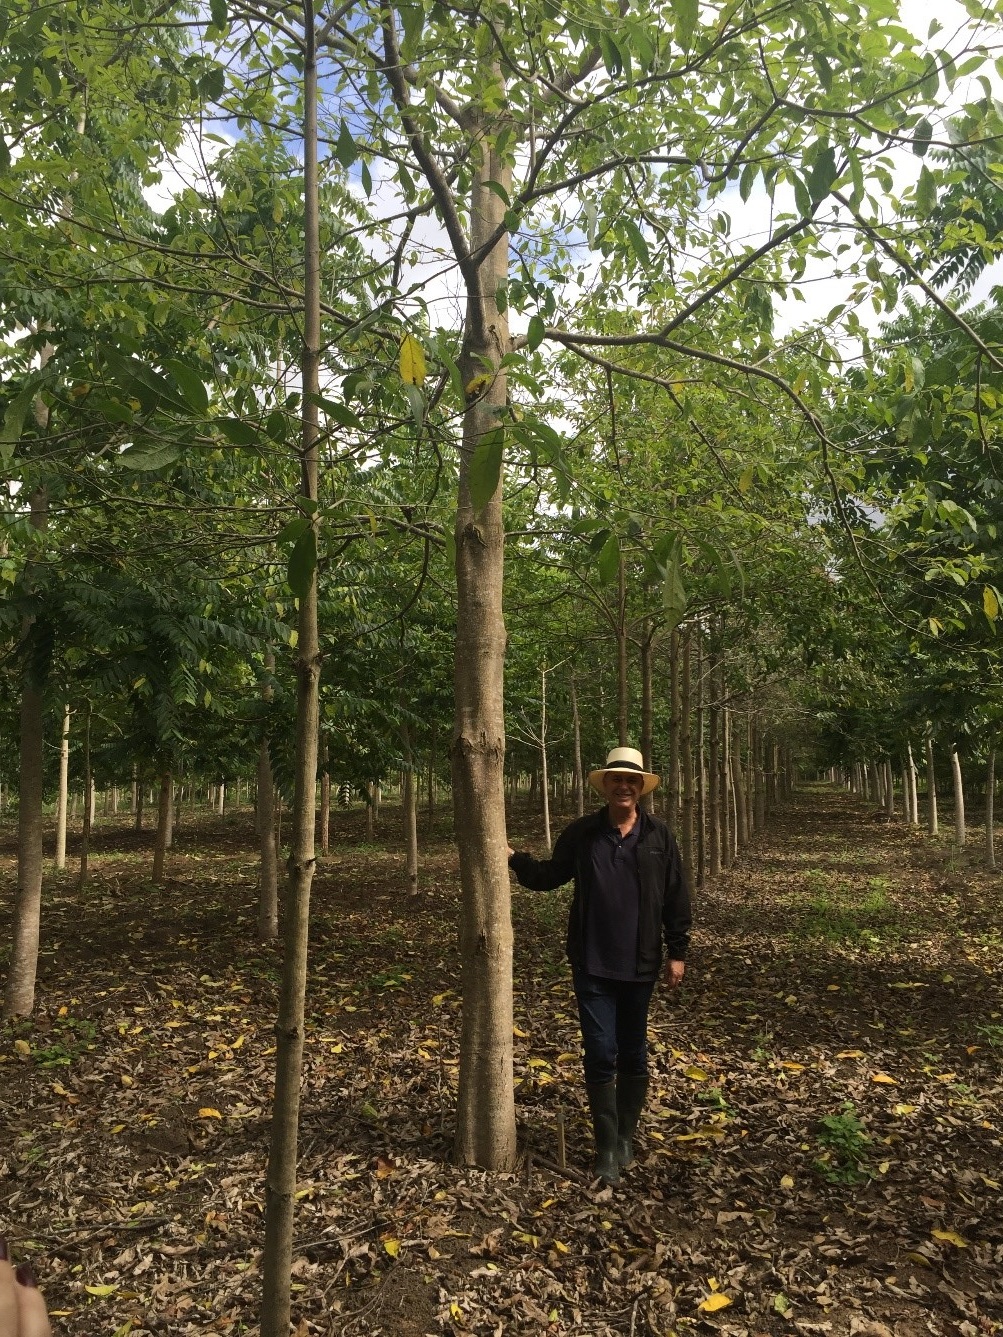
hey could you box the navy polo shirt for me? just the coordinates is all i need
[583,813,652,981]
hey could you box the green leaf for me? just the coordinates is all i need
[118,443,181,471]
[912,117,934,156]
[277,516,310,546]
[336,120,358,170]
[209,0,227,27]
[217,418,259,445]
[287,527,317,599]
[398,0,424,60]
[163,359,209,414]
[806,144,838,204]
[527,316,546,351]
[306,393,362,430]
[916,165,937,218]
[672,0,699,48]
[1,382,38,462]
[402,382,425,433]
[984,585,1000,622]
[621,218,650,267]
[467,429,504,511]
[663,547,687,631]
[597,533,621,585]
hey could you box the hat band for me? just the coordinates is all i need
[604,761,644,773]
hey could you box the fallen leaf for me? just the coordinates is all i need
[683,1065,710,1081]
[84,1284,119,1296]
[870,1072,897,1085]
[198,1107,223,1119]
[932,1229,968,1248]
[698,1293,733,1312]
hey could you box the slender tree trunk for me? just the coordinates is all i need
[261,14,324,1330]
[570,669,584,818]
[366,782,375,841]
[926,728,938,836]
[732,733,749,850]
[78,704,92,892]
[616,553,628,746]
[403,746,419,897]
[257,649,279,942]
[5,477,50,1018]
[55,703,70,871]
[680,631,694,888]
[695,634,706,887]
[907,744,919,827]
[753,721,766,833]
[667,628,681,831]
[319,735,330,854]
[151,769,172,886]
[708,646,720,878]
[986,748,996,871]
[721,705,733,868]
[450,81,517,1172]
[950,744,966,850]
[640,618,654,814]
[884,759,895,819]
[540,663,552,852]
[427,718,437,829]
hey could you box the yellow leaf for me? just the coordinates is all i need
[826,984,840,992]
[932,1229,968,1248]
[84,1284,119,1296]
[556,1052,577,1063]
[120,1074,134,1087]
[527,1057,550,1068]
[985,585,999,621]
[328,1042,344,1054]
[399,334,426,386]
[432,992,451,1005]
[683,1065,710,1081]
[110,1124,126,1134]
[553,1240,569,1253]
[58,1005,68,1017]
[779,1061,804,1071]
[198,1107,223,1119]
[675,1126,725,1142]
[780,1175,795,1190]
[231,1034,246,1049]
[14,1039,30,1056]
[513,1025,530,1038]
[513,1231,540,1247]
[905,1251,933,1268]
[465,372,491,399]
[981,1175,1000,1189]
[871,1072,897,1085]
[450,1302,463,1321]
[893,1103,917,1116]
[52,1082,71,1096]
[698,1293,733,1312]
[383,1238,400,1257]
[889,981,926,990]
[836,1050,865,1059]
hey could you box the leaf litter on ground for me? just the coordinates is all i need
[0,787,1002,1334]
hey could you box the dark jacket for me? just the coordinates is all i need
[509,807,691,976]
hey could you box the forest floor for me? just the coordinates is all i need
[1,786,1002,1337]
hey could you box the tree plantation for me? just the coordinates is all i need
[3,0,1003,1331]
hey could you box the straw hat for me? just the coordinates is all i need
[588,746,660,797]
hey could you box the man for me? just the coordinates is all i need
[508,746,691,1186]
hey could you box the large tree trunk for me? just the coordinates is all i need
[451,94,517,1172]
[55,703,70,871]
[950,744,966,850]
[260,11,324,1331]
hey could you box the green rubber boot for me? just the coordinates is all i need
[616,1073,649,1168]
[586,1081,620,1186]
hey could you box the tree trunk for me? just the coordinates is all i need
[640,618,654,814]
[451,89,517,1172]
[680,631,694,888]
[667,628,681,831]
[721,705,733,867]
[570,669,584,818]
[907,744,919,827]
[427,718,437,828]
[260,13,324,1331]
[257,648,279,942]
[616,552,628,746]
[709,651,721,878]
[986,748,996,871]
[753,721,766,833]
[319,734,330,854]
[926,728,938,835]
[695,634,706,887]
[950,744,966,850]
[884,759,895,819]
[4,475,50,1018]
[732,733,749,851]
[151,769,172,885]
[403,756,419,897]
[78,704,91,892]
[55,703,70,871]
[540,663,552,852]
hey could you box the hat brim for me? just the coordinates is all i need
[588,766,660,797]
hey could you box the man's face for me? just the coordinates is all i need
[602,771,644,805]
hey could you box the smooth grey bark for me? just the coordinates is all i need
[680,630,694,888]
[667,628,681,831]
[708,648,721,878]
[695,635,706,886]
[616,552,628,746]
[55,703,70,870]
[319,734,330,854]
[78,704,91,892]
[539,664,552,853]
[257,646,279,940]
[721,705,733,868]
[640,617,654,814]
[570,669,584,818]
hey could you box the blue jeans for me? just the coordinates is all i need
[573,969,656,1085]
